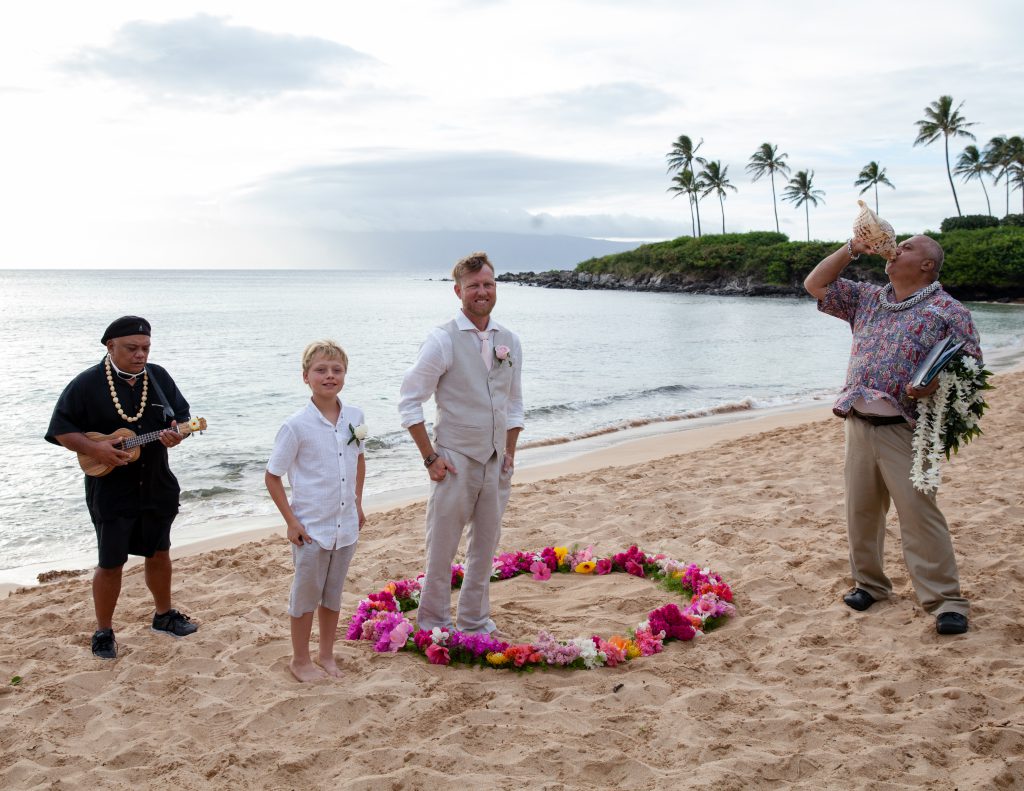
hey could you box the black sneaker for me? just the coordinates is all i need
[92,628,117,659]
[151,609,198,637]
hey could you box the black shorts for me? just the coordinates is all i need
[93,513,175,569]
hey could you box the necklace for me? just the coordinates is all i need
[878,281,941,312]
[104,355,148,423]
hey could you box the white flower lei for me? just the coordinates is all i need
[910,356,989,493]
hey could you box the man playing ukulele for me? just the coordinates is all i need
[46,316,198,659]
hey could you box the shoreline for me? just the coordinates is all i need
[5,359,1020,595]
[0,397,834,594]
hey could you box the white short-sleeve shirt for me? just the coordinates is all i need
[267,399,365,550]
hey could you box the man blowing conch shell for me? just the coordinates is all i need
[804,208,981,636]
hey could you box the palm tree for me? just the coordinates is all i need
[667,169,702,237]
[746,143,790,233]
[985,136,1011,216]
[993,136,1024,215]
[782,170,825,241]
[666,135,705,236]
[913,95,977,217]
[853,161,895,214]
[954,145,993,216]
[697,160,737,234]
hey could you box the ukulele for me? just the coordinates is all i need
[78,417,208,477]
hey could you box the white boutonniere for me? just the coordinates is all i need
[493,345,512,367]
[348,423,368,446]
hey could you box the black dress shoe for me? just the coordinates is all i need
[843,588,876,612]
[936,612,969,635]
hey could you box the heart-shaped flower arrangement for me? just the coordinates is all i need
[346,544,735,670]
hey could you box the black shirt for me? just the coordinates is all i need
[45,359,191,523]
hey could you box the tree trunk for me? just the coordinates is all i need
[805,202,810,241]
[874,183,879,214]
[945,135,962,216]
[770,171,780,233]
[719,193,725,233]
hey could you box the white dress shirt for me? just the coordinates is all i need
[267,399,364,551]
[398,312,525,430]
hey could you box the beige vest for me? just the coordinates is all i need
[433,319,515,464]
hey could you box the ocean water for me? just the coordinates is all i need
[2,268,1022,582]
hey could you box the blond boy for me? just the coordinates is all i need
[266,341,366,681]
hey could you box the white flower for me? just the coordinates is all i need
[430,627,448,645]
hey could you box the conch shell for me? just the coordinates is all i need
[852,200,898,260]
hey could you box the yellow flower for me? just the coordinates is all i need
[486,652,510,666]
[574,561,596,574]
[384,582,397,594]
[671,570,685,579]
[554,546,569,564]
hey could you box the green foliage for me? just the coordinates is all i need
[937,226,1024,290]
[575,232,869,285]
[9,676,21,686]
[573,227,1024,295]
[940,215,1000,232]
[1001,214,1024,227]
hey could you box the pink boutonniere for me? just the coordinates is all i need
[493,345,512,367]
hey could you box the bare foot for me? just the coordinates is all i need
[289,658,328,682]
[317,655,343,678]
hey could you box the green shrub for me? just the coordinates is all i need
[940,215,1000,232]
[1001,214,1024,227]
[937,226,1024,289]
[572,227,1024,295]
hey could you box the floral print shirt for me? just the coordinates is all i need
[819,279,982,427]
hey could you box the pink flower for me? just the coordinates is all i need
[530,560,552,581]
[597,638,626,667]
[494,345,511,365]
[624,560,645,578]
[648,603,696,642]
[387,619,414,652]
[595,558,612,575]
[425,644,450,665]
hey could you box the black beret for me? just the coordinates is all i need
[101,316,152,345]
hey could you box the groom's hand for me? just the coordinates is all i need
[427,455,457,482]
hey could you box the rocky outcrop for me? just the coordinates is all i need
[497,270,812,297]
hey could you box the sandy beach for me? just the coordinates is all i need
[1,371,1022,789]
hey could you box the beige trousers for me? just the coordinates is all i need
[844,416,968,616]
[417,447,512,633]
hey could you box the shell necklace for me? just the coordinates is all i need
[104,355,148,423]
[878,281,941,312]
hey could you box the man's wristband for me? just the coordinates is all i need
[846,238,861,260]
[423,453,439,467]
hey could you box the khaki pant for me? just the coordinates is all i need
[417,447,512,633]
[844,415,968,616]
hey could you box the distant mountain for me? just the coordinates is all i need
[306,230,642,273]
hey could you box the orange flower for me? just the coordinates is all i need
[384,582,397,595]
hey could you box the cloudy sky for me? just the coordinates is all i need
[2,1,1022,268]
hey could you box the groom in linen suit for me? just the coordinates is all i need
[399,252,524,634]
